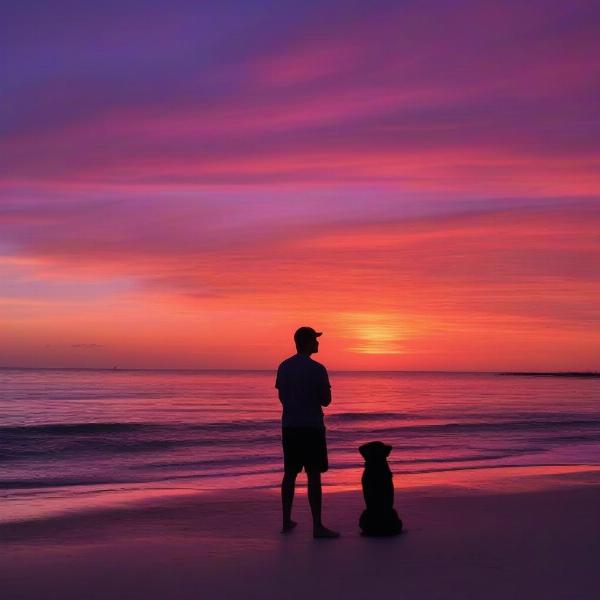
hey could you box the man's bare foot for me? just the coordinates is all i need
[313,525,340,539]
[281,520,297,534]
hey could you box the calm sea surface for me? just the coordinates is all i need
[1,368,599,522]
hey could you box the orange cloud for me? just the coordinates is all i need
[2,204,598,370]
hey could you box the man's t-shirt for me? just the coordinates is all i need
[275,354,331,429]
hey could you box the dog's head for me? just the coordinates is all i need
[359,441,392,461]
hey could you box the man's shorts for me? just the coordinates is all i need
[282,427,328,474]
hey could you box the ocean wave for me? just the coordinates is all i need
[4,412,598,435]
[0,477,132,489]
[2,416,599,454]
[0,422,161,435]
[329,412,420,422]
[0,420,281,436]
[330,418,600,436]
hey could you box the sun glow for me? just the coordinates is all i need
[341,313,409,355]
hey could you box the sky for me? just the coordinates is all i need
[1,0,599,370]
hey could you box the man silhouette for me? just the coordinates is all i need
[276,326,339,538]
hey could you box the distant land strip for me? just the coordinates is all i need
[498,372,600,378]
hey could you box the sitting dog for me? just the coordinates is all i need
[358,441,403,536]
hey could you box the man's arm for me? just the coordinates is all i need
[320,386,331,407]
[275,367,283,404]
[319,366,332,406]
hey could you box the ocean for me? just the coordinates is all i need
[1,368,599,522]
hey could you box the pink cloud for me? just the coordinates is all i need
[2,0,599,368]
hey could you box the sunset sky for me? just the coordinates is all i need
[1,0,599,370]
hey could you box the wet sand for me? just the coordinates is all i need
[2,483,600,599]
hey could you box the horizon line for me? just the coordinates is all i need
[1,366,597,376]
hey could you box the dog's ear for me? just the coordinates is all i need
[359,443,372,459]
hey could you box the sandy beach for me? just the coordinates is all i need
[2,482,599,600]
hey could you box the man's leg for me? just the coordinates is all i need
[307,470,339,538]
[281,470,298,533]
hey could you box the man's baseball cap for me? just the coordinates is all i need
[294,326,322,345]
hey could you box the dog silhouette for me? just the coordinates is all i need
[358,441,403,536]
